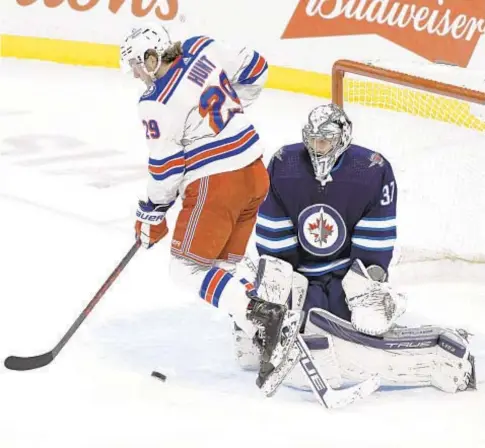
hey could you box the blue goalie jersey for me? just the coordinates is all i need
[256,143,397,282]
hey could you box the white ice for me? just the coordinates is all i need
[0,59,484,448]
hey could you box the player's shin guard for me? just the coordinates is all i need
[198,266,259,336]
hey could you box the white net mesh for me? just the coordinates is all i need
[336,60,485,264]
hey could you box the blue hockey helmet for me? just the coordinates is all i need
[302,104,353,185]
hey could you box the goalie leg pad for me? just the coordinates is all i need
[305,308,475,393]
[231,255,296,369]
[290,271,309,312]
[232,323,260,371]
[253,255,294,304]
[285,333,344,390]
[224,255,307,309]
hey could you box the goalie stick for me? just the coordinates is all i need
[296,334,380,409]
[4,240,141,371]
[262,334,380,409]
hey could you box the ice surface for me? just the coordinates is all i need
[0,59,484,448]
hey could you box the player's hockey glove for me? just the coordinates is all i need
[135,199,169,249]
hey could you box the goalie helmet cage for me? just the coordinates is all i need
[331,59,485,264]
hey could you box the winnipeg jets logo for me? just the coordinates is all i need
[298,204,346,256]
[369,152,384,167]
[308,213,334,245]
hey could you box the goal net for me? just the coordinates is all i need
[332,59,485,265]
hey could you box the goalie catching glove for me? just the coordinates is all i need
[343,259,406,336]
[135,199,169,249]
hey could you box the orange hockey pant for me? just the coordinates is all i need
[170,158,269,265]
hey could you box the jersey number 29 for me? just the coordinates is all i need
[199,71,242,134]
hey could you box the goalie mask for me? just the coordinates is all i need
[120,24,172,85]
[302,104,353,185]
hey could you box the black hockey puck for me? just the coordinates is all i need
[151,370,167,381]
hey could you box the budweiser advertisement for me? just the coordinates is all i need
[282,0,485,67]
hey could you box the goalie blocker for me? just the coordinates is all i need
[233,256,476,395]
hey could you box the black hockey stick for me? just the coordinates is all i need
[4,239,142,371]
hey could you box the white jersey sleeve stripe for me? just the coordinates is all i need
[255,234,298,251]
[188,37,210,55]
[256,214,293,231]
[352,236,396,250]
[298,258,352,276]
[148,150,185,180]
[238,51,268,85]
[185,125,258,171]
[244,56,268,84]
[355,217,397,230]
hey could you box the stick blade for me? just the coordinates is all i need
[325,375,381,409]
[4,352,54,371]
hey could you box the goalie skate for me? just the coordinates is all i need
[259,340,301,397]
[256,310,304,394]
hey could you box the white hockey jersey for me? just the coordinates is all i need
[138,35,269,206]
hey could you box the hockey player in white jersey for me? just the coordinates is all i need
[119,24,302,391]
[233,104,476,396]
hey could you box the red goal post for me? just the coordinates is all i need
[332,59,485,109]
[331,59,485,133]
[330,59,485,265]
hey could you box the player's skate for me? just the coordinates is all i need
[246,298,303,390]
